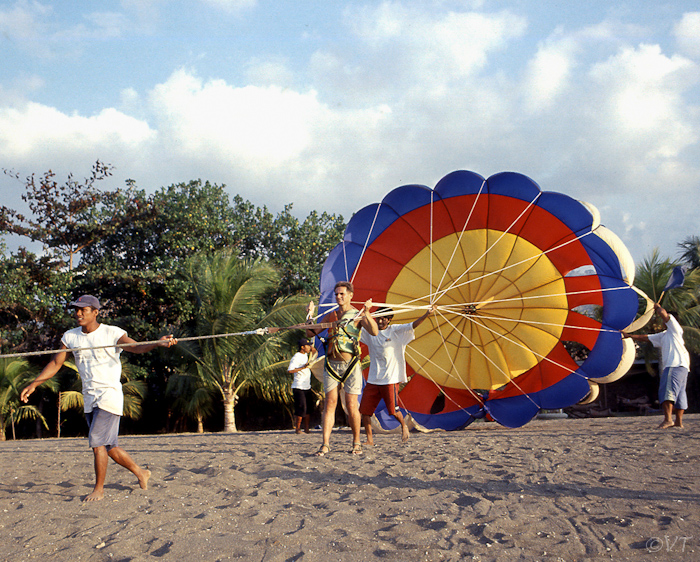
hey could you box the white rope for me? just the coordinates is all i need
[0,329,270,360]
[434,190,543,303]
[433,179,486,301]
[350,203,382,285]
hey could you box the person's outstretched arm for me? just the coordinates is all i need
[21,347,69,403]
[119,334,177,354]
[412,305,436,329]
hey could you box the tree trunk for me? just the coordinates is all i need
[223,389,237,433]
[36,401,44,438]
[57,393,62,438]
[0,415,5,441]
[197,413,204,434]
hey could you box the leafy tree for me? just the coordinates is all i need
[81,186,345,298]
[0,249,73,355]
[1,161,152,270]
[265,206,346,296]
[0,358,53,440]
[80,180,238,271]
[174,251,309,432]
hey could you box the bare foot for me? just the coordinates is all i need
[401,424,410,443]
[138,469,151,490]
[84,489,104,502]
[674,422,685,429]
[657,420,674,429]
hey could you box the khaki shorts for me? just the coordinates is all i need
[323,359,362,395]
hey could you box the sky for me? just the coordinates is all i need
[1,0,699,267]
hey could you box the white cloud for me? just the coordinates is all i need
[522,33,578,113]
[244,58,295,87]
[0,101,155,159]
[313,3,526,102]
[674,12,700,58]
[587,44,698,158]
[1,1,698,265]
[148,69,320,166]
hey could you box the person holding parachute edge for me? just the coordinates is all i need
[306,281,378,456]
[623,267,690,429]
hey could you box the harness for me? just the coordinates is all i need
[320,309,361,384]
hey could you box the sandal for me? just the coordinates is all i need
[350,442,363,455]
[315,444,331,457]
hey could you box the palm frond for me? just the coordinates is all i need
[60,390,84,411]
[6,404,49,431]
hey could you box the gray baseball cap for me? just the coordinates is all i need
[69,295,101,309]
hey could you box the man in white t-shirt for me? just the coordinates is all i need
[21,295,177,501]
[288,338,314,434]
[359,305,434,444]
[623,303,690,429]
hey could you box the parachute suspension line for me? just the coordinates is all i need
[0,329,275,360]
[350,203,382,285]
[460,311,589,383]
[432,229,596,303]
[403,312,487,409]
[433,179,487,301]
[311,303,340,323]
[342,240,349,283]
[446,310,621,334]
[429,190,434,302]
[435,310,544,410]
[434,190,543,304]
[393,229,598,312]
[404,347,487,414]
[453,284,630,309]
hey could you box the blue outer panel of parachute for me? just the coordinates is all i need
[343,203,396,248]
[381,184,434,216]
[598,276,639,329]
[579,228,627,279]
[319,243,363,302]
[485,373,591,428]
[485,171,542,202]
[579,330,625,379]
[536,191,596,238]
[434,170,487,200]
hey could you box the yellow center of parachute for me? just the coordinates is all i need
[387,230,569,391]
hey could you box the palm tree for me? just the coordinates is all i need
[632,249,700,355]
[165,364,218,433]
[175,250,309,432]
[0,358,54,440]
[679,235,700,271]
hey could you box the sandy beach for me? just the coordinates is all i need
[1,415,698,562]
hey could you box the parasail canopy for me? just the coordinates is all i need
[316,171,641,429]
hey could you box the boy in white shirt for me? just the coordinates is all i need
[288,338,314,433]
[21,295,177,501]
[359,305,434,445]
